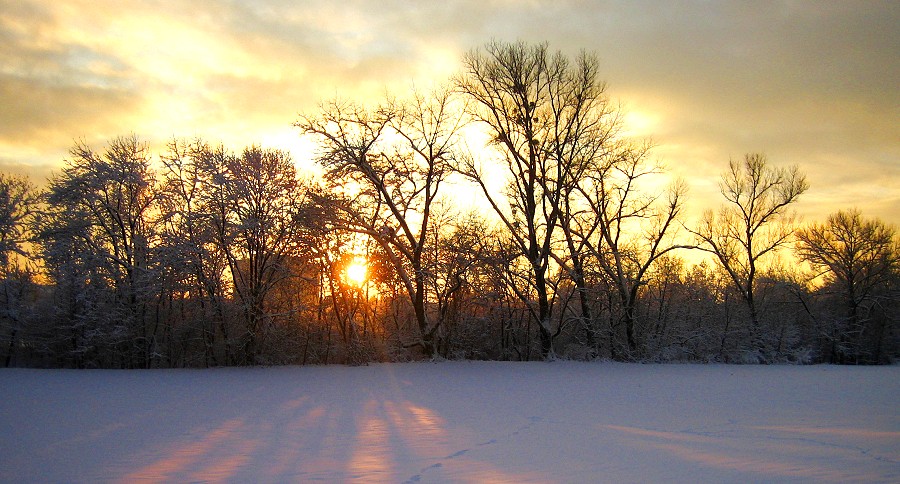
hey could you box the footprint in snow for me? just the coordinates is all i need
[403,462,442,484]
[446,449,468,459]
[404,417,542,483]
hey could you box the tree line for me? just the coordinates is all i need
[2,41,898,367]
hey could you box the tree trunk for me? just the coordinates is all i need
[535,268,553,359]
[4,326,16,367]
[569,252,597,354]
[413,280,434,357]
[623,304,637,356]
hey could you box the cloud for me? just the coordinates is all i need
[0,0,897,226]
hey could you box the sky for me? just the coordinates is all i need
[1,0,898,226]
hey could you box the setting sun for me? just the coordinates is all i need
[345,257,368,287]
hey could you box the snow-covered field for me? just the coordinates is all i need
[1,362,898,483]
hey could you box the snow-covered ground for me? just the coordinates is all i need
[1,362,898,483]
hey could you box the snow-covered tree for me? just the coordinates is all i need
[37,136,160,367]
[0,173,40,367]
[210,145,308,364]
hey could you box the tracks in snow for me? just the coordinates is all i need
[402,416,544,483]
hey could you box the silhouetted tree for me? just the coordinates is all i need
[456,40,614,358]
[0,173,39,367]
[797,209,900,362]
[576,143,688,358]
[690,153,807,359]
[296,88,463,357]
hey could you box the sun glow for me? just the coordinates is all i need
[345,257,368,287]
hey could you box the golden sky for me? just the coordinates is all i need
[1,0,898,226]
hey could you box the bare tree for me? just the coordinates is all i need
[424,209,491,357]
[296,88,463,356]
[797,210,898,310]
[577,143,688,358]
[690,153,808,344]
[456,40,624,358]
[796,209,899,362]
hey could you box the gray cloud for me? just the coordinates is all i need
[1,0,897,225]
[0,75,140,144]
